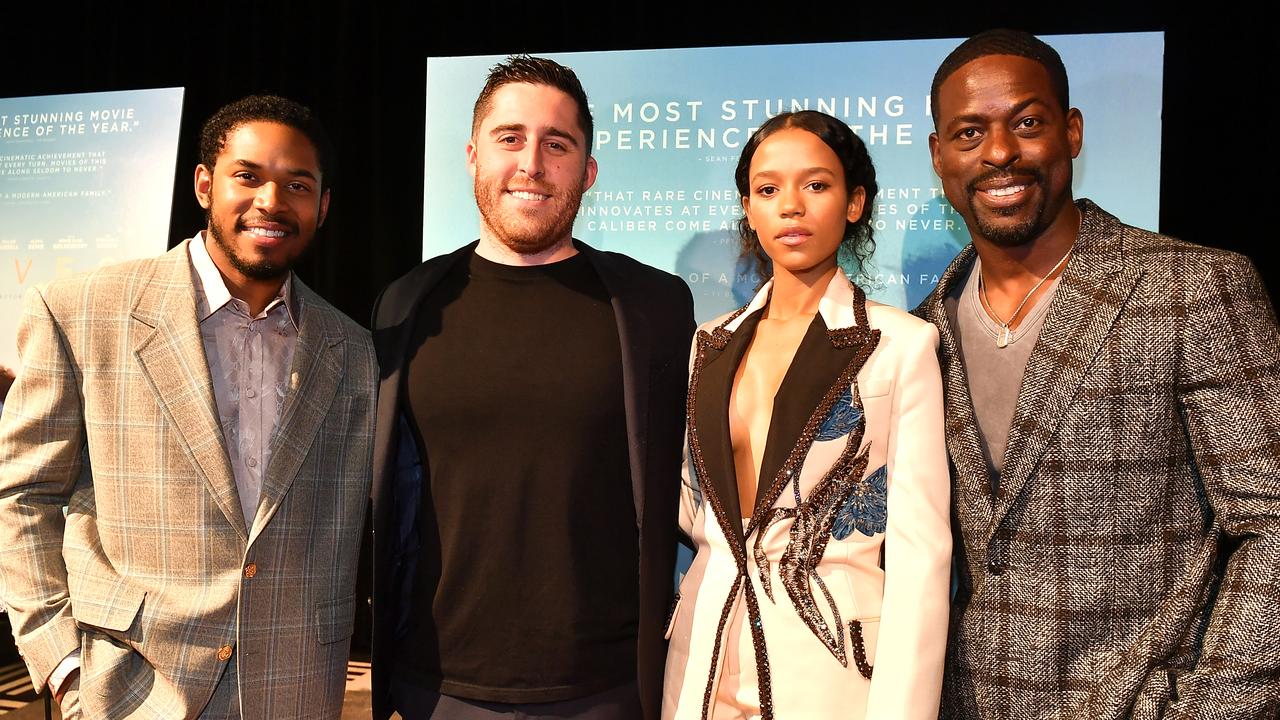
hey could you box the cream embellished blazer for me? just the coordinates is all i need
[663,270,950,720]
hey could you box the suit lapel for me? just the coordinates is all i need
[754,315,853,509]
[585,245,654,528]
[925,246,996,526]
[251,282,345,541]
[131,241,247,540]
[991,203,1143,530]
[693,309,760,546]
[371,242,476,516]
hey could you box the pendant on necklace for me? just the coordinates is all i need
[997,325,1012,348]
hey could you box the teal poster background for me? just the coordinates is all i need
[1,88,184,367]
[424,33,1163,323]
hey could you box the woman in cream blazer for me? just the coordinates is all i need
[662,111,950,720]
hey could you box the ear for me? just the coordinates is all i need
[194,164,213,209]
[466,141,478,178]
[582,155,599,192]
[1066,107,1084,159]
[928,132,943,178]
[846,186,867,225]
[318,188,331,228]
[740,194,752,231]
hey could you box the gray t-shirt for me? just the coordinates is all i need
[946,258,1061,489]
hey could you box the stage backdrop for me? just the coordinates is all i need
[424,33,1163,321]
[1,88,184,368]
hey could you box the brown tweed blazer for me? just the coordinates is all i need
[0,241,377,718]
[916,201,1280,719]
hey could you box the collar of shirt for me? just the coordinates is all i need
[188,231,301,328]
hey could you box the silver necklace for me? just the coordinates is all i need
[978,248,1072,348]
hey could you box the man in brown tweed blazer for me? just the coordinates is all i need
[0,96,376,718]
[917,30,1280,719]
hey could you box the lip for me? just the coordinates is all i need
[773,226,812,247]
[238,220,296,247]
[506,188,551,202]
[970,171,1040,210]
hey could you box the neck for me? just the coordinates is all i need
[475,233,577,266]
[973,200,1080,290]
[203,233,286,317]
[765,263,837,321]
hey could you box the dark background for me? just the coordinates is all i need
[1,5,1272,665]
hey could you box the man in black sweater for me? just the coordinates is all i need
[369,55,695,720]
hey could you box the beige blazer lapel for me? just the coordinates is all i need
[250,279,345,542]
[130,241,247,539]
[991,207,1145,533]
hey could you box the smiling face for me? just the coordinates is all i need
[929,54,1082,248]
[194,120,329,285]
[467,82,597,257]
[742,127,866,280]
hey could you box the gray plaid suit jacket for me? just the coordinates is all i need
[0,240,377,718]
[916,201,1280,719]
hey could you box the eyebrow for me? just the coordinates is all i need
[945,97,1047,129]
[231,159,319,183]
[751,167,837,181]
[488,123,581,148]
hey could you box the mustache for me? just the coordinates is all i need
[965,167,1044,195]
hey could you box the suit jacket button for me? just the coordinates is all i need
[987,562,1005,576]
[244,563,257,579]
[217,644,234,662]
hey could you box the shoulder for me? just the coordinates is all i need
[373,243,474,328]
[585,245,691,295]
[866,300,939,348]
[34,248,173,317]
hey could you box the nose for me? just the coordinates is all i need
[982,125,1020,169]
[780,186,804,217]
[254,182,284,212]
[518,144,545,180]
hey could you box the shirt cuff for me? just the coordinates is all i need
[47,650,80,694]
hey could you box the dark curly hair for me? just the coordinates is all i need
[472,54,594,152]
[199,95,334,189]
[930,29,1070,127]
[734,110,878,286]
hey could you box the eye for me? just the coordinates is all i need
[497,134,522,146]
[805,181,829,192]
[755,184,778,198]
[287,182,312,193]
[233,171,258,183]
[1015,116,1042,133]
[545,140,570,154]
[957,127,981,141]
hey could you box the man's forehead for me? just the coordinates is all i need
[480,84,581,126]
[937,55,1057,114]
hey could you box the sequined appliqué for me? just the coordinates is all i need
[816,386,863,441]
[831,464,888,540]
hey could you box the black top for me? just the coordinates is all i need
[399,249,638,703]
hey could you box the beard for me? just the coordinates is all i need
[964,166,1051,248]
[206,204,305,281]
[473,171,587,256]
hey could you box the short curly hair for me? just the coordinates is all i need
[931,29,1070,127]
[198,95,335,189]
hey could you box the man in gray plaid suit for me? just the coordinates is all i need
[0,96,376,718]
[917,30,1280,719]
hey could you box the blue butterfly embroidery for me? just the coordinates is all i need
[831,464,888,540]
[816,386,863,441]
